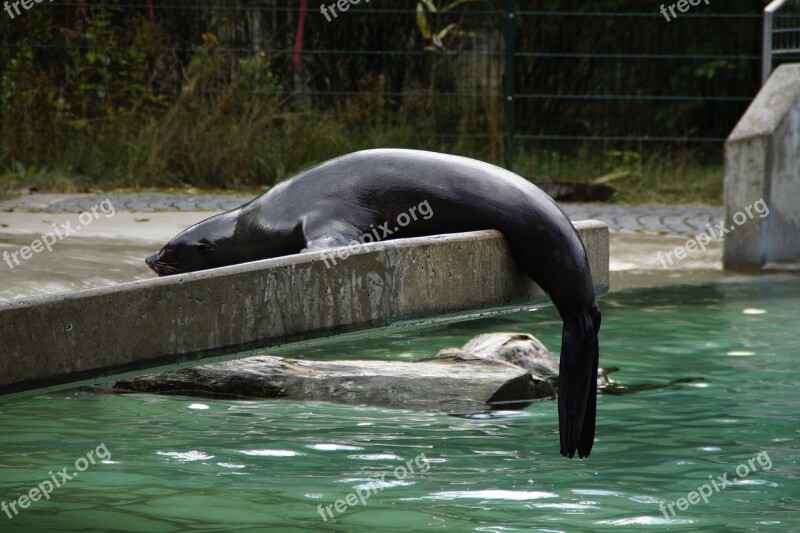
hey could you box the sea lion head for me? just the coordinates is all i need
[146,212,244,276]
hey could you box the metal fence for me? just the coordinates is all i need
[2,0,799,163]
[763,0,800,83]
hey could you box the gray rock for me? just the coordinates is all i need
[110,353,555,414]
[460,332,560,385]
[108,332,613,413]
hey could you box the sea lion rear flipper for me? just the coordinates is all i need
[559,306,601,459]
[576,341,599,458]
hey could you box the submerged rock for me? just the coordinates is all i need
[108,332,612,413]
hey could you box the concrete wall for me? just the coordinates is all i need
[0,222,608,397]
[725,64,800,271]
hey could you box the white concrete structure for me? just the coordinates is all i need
[724,64,800,271]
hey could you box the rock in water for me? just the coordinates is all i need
[107,332,611,413]
[421,332,612,390]
[447,332,559,386]
[110,354,554,414]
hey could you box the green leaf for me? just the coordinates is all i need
[420,0,437,12]
[442,0,479,12]
[86,51,97,64]
[416,3,432,39]
[436,23,458,42]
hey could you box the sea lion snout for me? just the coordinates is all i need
[145,251,159,267]
[145,249,172,276]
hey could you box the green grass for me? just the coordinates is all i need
[0,148,724,206]
[510,147,723,205]
[0,44,723,206]
[0,6,729,207]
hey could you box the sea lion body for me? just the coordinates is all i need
[146,149,602,458]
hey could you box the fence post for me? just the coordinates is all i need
[504,0,517,169]
[762,0,791,85]
[762,7,774,85]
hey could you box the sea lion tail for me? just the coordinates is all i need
[559,302,601,459]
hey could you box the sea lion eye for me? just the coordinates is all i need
[195,239,215,251]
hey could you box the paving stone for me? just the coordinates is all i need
[0,194,724,236]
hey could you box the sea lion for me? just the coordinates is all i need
[145,149,602,458]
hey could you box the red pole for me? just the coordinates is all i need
[293,0,308,68]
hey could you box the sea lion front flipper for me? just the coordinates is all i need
[300,213,369,252]
[302,235,355,252]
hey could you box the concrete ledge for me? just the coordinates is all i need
[0,221,608,397]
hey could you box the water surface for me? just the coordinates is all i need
[1,276,798,531]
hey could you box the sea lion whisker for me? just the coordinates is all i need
[159,263,181,274]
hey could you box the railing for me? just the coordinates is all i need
[763,0,800,84]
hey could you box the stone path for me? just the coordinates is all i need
[0,193,723,237]
[0,193,249,214]
[560,204,723,236]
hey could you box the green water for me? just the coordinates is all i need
[1,276,799,532]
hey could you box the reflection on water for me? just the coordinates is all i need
[0,276,798,531]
